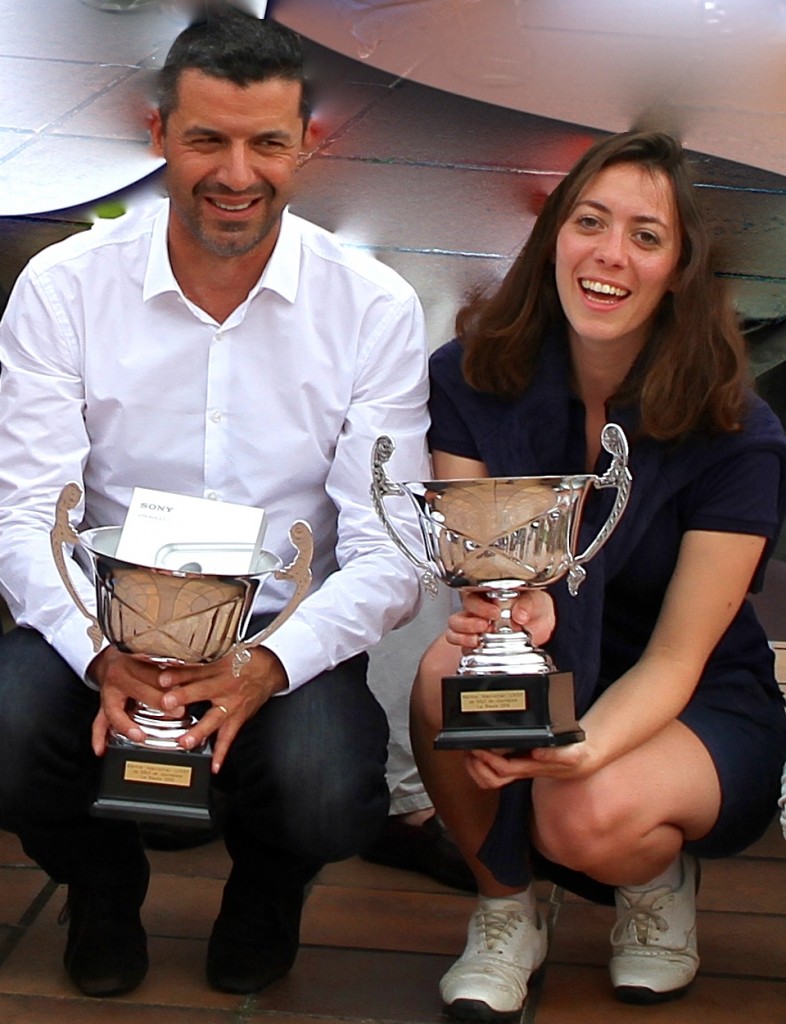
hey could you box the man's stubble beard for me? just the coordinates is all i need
[170,187,281,260]
[188,208,278,259]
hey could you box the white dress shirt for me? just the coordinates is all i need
[0,200,430,690]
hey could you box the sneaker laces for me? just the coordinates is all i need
[476,906,527,954]
[611,887,672,947]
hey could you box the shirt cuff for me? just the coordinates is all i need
[260,615,330,694]
[46,611,107,689]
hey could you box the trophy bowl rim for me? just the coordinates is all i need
[77,524,283,580]
[401,473,595,490]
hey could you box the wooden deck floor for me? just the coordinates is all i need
[0,813,782,1023]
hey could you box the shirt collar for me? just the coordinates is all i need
[251,207,300,305]
[142,202,301,306]
[142,200,179,302]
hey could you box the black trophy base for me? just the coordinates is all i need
[434,671,585,750]
[91,740,214,829]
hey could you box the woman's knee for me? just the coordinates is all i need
[532,777,639,873]
[411,634,458,733]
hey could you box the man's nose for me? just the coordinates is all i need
[215,143,257,191]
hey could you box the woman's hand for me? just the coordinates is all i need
[464,738,598,789]
[445,589,556,652]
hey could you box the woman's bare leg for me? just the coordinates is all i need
[412,634,549,1020]
[530,721,719,1006]
[410,633,523,897]
[531,719,720,885]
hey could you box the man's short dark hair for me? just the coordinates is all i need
[157,3,310,125]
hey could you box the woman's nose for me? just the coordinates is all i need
[594,229,626,267]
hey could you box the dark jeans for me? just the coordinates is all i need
[0,627,390,886]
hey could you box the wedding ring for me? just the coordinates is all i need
[216,704,229,715]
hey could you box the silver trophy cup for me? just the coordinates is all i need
[51,482,313,825]
[371,424,631,748]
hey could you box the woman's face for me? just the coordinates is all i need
[555,162,682,358]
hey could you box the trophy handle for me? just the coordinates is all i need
[50,483,104,653]
[370,436,439,595]
[567,423,632,596]
[229,520,314,676]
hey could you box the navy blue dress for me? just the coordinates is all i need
[428,331,786,894]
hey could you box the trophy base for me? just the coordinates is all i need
[91,741,214,828]
[434,671,585,750]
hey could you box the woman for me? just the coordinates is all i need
[411,130,786,1017]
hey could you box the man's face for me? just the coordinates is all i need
[150,69,308,261]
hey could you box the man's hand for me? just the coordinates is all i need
[156,647,289,773]
[88,645,289,774]
[88,646,170,756]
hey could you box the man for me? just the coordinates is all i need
[0,8,428,998]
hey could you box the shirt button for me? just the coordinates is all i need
[210,410,222,423]
[206,491,219,500]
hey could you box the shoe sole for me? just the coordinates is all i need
[66,951,149,999]
[206,940,298,995]
[206,961,292,995]
[443,964,546,1022]
[73,967,149,999]
[614,981,693,1005]
[443,997,525,1022]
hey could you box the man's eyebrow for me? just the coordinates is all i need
[181,125,222,137]
[574,198,669,228]
[181,125,294,141]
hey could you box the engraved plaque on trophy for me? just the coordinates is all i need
[371,425,631,749]
[51,483,312,826]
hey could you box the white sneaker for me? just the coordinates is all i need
[610,854,700,1003]
[440,898,547,1021]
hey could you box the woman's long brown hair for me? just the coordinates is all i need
[458,131,749,439]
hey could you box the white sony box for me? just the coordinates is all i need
[115,487,267,576]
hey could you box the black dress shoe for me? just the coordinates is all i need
[206,836,310,994]
[361,815,477,892]
[61,856,150,997]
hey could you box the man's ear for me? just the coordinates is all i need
[149,108,165,158]
[297,119,319,165]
